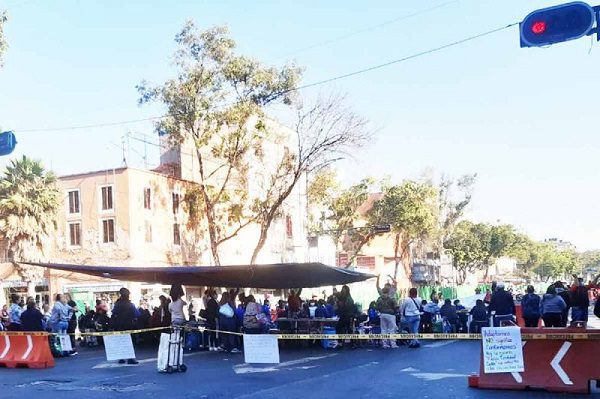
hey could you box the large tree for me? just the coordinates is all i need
[0,156,60,296]
[437,173,477,245]
[138,22,302,265]
[444,221,527,284]
[249,94,370,264]
[369,180,439,280]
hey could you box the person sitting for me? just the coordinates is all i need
[21,298,44,332]
[243,296,264,334]
[488,282,516,326]
[315,300,329,319]
[419,300,433,333]
[274,300,286,320]
[469,299,489,333]
[440,299,459,332]
[367,301,380,326]
[454,300,468,332]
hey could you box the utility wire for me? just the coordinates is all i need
[14,22,518,134]
[277,0,461,59]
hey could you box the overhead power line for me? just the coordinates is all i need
[14,22,518,134]
[278,0,462,59]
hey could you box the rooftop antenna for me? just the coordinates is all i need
[121,134,127,167]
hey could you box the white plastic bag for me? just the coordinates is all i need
[157,332,184,372]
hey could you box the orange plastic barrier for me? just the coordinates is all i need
[0,333,55,369]
[470,327,600,394]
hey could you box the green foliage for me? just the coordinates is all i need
[138,22,302,264]
[444,221,527,283]
[370,180,439,245]
[437,173,477,243]
[0,10,7,67]
[0,156,60,282]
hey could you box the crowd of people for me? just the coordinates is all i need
[1,273,598,357]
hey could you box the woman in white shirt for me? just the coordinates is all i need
[169,293,188,326]
[401,288,423,348]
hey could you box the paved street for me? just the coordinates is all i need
[1,339,584,399]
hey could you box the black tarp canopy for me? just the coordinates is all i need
[25,262,375,289]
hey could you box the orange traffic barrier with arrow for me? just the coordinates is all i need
[470,326,600,394]
[0,332,55,369]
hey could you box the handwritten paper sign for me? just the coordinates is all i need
[243,334,280,364]
[58,334,72,352]
[482,327,524,373]
[103,334,136,361]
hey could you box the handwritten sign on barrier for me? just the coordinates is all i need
[103,334,136,361]
[243,334,280,364]
[482,327,524,373]
[58,333,72,352]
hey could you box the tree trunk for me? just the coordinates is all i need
[196,147,221,266]
[393,233,401,280]
[250,225,269,265]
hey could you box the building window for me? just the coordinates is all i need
[68,190,80,214]
[143,188,151,210]
[172,192,181,215]
[173,224,181,245]
[285,215,293,238]
[100,186,113,211]
[102,219,115,243]
[68,222,81,246]
[145,221,152,243]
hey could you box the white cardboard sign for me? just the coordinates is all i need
[243,334,280,364]
[482,327,524,373]
[58,334,72,352]
[103,334,136,361]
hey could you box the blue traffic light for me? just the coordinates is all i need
[0,131,17,156]
[520,2,597,47]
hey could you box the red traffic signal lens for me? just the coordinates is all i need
[531,21,547,34]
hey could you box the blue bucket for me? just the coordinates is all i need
[322,326,337,349]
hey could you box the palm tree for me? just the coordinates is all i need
[0,156,60,296]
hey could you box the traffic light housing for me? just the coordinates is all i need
[520,2,598,48]
[0,131,17,156]
[372,224,391,234]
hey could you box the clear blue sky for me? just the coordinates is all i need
[1,0,599,249]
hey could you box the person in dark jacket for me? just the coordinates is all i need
[488,282,516,326]
[204,290,220,351]
[470,300,489,333]
[570,276,590,323]
[553,281,571,327]
[440,299,459,332]
[110,288,140,364]
[20,298,44,332]
[521,285,541,327]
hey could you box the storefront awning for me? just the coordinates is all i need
[24,262,376,289]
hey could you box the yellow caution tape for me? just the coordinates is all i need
[3,326,600,340]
